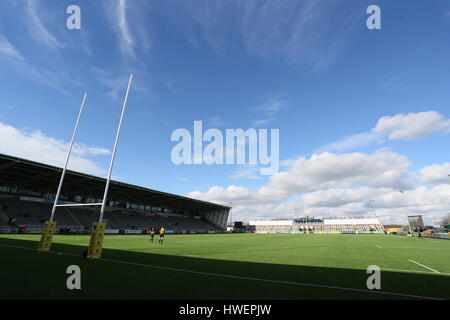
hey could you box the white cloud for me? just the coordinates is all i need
[348,185,450,225]
[253,96,288,116]
[187,149,423,223]
[72,145,110,157]
[91,67,129,100]
[25,0,64,50]
[193,183,450,225]
[164,0,361,69]
[251,95,287,127]
[318,132,384,153]
[379,73,407,91]
[321,111,450,152]
[280,158,296,168]
[0,35,25,61]
[186,107,450,224]
[116,0,135,57]
[260,150,414,198]
[252,119,273,128]
[301,187,393,208]
[104,0,136,58]
[103,0,153,60]
[0,122,109,176]
[188,185,258,206]
[186,150,450,225]
[0,36,76,95]
[229,167,262,180]
[372,111,450,140]
[419,163,450,185]
[90,67,154,102]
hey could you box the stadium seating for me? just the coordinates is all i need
[253,225,293,233]
[312,223,385,233]
[68,207,99,227]
[104,212,128,229]
[0,198,222,233]
[0,200,10,226]
[249,220,294,233]
[1,199,81,227]
[250,218,385,234]
[111,213,219,232]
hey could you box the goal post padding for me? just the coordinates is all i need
[37,221,57,251]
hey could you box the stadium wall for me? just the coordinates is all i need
[205,210,229,230]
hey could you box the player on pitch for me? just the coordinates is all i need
[159,226,165,244]
[149,228,155,243]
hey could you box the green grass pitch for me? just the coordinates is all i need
[1,233,449,300]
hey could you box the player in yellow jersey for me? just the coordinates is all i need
[159,226,165,244]
[149,228,155,243]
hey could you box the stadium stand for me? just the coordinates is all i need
[0,153,229,234]
[67,207,99,228]
[314,218,384,233]
[1,199,80,226]
[249,220,294,233]
[0,200,10,226]
[0,196,223,234]
[249,217,385,234]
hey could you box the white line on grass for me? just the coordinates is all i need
[99,257,446,300]
[408,259,440,274]
[375,245,383,249]
[383,267,450,276]
[0,242,445,300]
[384,246,450,251]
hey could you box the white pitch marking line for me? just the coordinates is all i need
[375,245,383,249]
[383,268,450,276]
[100,257,443,300]
[0,242,444,300]
[408,259,440,274]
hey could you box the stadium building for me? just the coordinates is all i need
[249,217,385,234]
[0,153,230,234]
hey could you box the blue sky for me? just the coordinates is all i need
[1,0,450,224]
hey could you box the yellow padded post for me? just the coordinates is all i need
[37,221,57,251]
[87,222,106,259]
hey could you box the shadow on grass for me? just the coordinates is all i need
[0,237,449,300]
